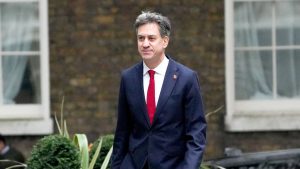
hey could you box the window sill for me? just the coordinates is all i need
[225,113,300,132]
[0,118,53,135]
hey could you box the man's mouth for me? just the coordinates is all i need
[142,50,152,54]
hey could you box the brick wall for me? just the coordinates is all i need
[47,0,224,159]
[8,0,300,161]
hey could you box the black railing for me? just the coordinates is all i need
[206,148,300,169]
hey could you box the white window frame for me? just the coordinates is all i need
[225,0,300,131]
[0,0,52,135]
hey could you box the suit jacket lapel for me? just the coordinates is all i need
[135,62,151,128]
[152,58,178,126]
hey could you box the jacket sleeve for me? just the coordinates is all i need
[182,71,207,169]
[111,74,131,169]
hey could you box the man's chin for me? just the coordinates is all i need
[141,55,154,60]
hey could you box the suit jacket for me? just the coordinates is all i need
[111,56,206,169]
[0,146,25,169]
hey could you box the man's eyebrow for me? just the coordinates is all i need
[137,34,157,37]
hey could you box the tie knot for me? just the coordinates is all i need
[148,70,155,78]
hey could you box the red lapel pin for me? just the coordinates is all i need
[173,74,177,80]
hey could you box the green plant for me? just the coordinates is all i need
[26,135,80,169]
[53,97,113,169]
[20,97,113,169]
[89,135,114,169]
[0,159,26,169]
[199,105,226,169]
[201,163,226,169]
[205,105,224,120]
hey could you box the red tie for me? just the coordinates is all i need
[147,70,156,124]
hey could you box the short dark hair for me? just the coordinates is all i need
[0,134,6,144]
[134,11,171,37]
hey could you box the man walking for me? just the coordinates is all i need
[111,11,206,169]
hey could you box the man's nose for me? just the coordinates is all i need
[142,39,150,47]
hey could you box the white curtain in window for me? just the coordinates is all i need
[275,2,300,99]
[29,55,41,103]
[1,3,38,104]
[234,1,300,100]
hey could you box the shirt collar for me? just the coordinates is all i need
[143,56,169,76]
[0,145,10,155]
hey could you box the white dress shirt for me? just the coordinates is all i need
[0,145,10,155]
[143,56,169,106]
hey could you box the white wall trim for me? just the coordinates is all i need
[0,119,53,135]
[226,113,300,131]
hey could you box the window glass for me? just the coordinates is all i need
[276,1,300,46]
[1,55,41,104]
[234,1,300,101]
[234,2,272,47]
[276,49,300,98]
[0,2,41,105]
[1,2,40,51]
[235,50,273,100]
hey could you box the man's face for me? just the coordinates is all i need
[0,140,4,150]
[137,23,169,62]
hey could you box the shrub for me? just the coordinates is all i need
[89,135,114,169]
[25,99,113,169]
[27,135,80,169]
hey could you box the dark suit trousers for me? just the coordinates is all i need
[143,161,149,169]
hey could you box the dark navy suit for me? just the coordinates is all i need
[112,56,206,169]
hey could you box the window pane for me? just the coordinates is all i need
[276,1,300,46]
[1,2,40,51]
[235,50,273,100]
[234,2,272,47]
[277,50,300,98]
[2,55,41,104]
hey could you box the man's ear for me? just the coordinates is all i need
[163,36,169,49]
